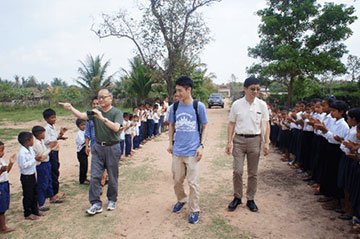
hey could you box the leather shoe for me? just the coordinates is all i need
[228,197,242,211]
[246,200,258,212]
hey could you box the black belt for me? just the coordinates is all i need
[96,141,120,146]
[236,134,260,138]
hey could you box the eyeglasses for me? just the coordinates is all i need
[98,95,111,100]
[249,87,261,92]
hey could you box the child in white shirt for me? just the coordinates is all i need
[0,141,16,233]
[76,119,89,184]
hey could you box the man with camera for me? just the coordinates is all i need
[59,88,123,215]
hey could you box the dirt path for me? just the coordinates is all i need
[1,102,351,239]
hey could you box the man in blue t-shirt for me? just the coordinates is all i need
[167,76,208,224]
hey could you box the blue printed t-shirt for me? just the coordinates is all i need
[168,101,208,157]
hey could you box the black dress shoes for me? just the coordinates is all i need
[246,200,258,212]
[228,197,242,211]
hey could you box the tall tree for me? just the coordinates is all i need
[76,55,115,98]
[347,55,360,82]
[92,0,220,99]
[248,0,357,106]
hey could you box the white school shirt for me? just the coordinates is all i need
[0,158,9,183]
[316,113,334,136]
[33,138,51,165]
[120,127,125,140]
[148,109,153,120]
[229,97,269,135]
[44,123,59,151]
[76,130,86,152]
[324,117,349,144]
[16,146,37,175]
[153,111,160,123]
[340,126,359,154]
[141,110,147,122]
[303,113,313,132]
[124,120,132,135]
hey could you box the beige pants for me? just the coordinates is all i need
[232,135,261,200]
[172,155,200,212]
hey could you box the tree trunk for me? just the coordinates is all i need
[287,76,294,107]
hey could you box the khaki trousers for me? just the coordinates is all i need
[172,155,200,212]
[232,135,261,200]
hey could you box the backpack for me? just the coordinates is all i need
[173,100,201,135]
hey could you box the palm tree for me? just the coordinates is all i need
[122,57,154,103]
[76,55,115,97]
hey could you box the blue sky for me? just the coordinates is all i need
[0,0,359,85]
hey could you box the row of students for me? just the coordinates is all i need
[0,107,69,236]
[270,98,360,234]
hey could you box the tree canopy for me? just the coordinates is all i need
[92,0,221,99]
[248,0,357,106]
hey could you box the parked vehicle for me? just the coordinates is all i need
[208,94,224,108]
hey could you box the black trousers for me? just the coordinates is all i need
[77,147,88,184]
[49,150,60,195]
[20,174,39,217]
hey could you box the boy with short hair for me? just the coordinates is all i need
[123,113,132,157]
[16,132,46,220]
[76,119,89,185]
[43,108,67,199]
[32,126,61,212]
[0,141,16,234]
[153,104,160,137]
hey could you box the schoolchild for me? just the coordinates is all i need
[32,126,61,211]
[43,108,67,199]
[153,104,160,137]
[123,113,132,157]
[0,141,16,234]
[16,132,46,220]
[133,115,141,150]
[76,119,89,185]
[316,100,349,210]
[148,104,155,139]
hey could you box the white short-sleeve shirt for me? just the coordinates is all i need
[229,97,269,135]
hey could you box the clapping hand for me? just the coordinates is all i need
[333,135,344,143]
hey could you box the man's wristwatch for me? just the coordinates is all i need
[200,144,205,148]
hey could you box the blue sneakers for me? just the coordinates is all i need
[173,202,186,213]
[189,212,199,224]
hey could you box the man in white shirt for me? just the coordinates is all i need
[226,77,270,213]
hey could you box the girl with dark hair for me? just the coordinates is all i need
[316,100,349,210]
[337,108,360,220]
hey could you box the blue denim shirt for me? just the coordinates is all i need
[84,120,96,148]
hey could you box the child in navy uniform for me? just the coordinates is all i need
[43,108,67,199]
[16,132,46,220]
[32,126,61,212]
[0,141,16,234]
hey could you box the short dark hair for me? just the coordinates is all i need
[330,100,348,118]
[348,108,360,124]
[18,132,33,146]
[244,77,260,88]
[76,119,86,127]
[123,112,129,118]
[32,126,45,138]
[0,141,4,147]
[43,108,56,119]
[175,76,194,90]
[133,106,138,111]
[154,104,159,110]
[129,114,133,120]
[92,96,98,102]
